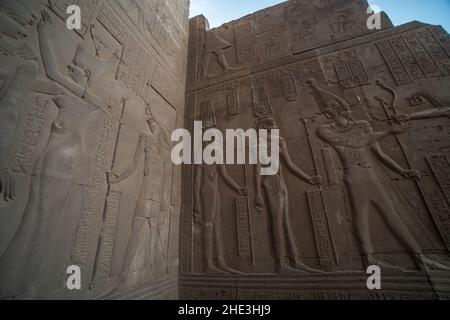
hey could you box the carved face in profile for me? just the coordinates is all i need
[258,116,278,130]
[324,102,353,123]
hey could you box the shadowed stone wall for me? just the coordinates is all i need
[181,0,450,300]
[0,0,188,299]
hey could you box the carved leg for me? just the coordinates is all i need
[214,221,243,274]
[216,50,242,73]
[203,222,224,274]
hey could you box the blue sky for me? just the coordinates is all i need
[189,0,450,32]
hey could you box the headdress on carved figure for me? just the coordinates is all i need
[306,78,351,114]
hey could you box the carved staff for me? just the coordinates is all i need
[244,163,255,267]
[301,118,339,266]
[91,97,128,283]
[374,80,449,249]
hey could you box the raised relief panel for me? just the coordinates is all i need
[253,6,284,34]
[389,37,426,82]
[321,50,369,88]
[402,32,442,79]
[377,40,411,86]
[227,88,240,115]
[252,85,273,116]
[235,197,251,257]
[234,17,257,64]
[429,26,450,57]
[11,97,51,175]
[415,29,450,76]
[327,5,362,40]
[255,26,289,63]
[281,73,298,101]
[307,191,334,271]
[287,15,321,54]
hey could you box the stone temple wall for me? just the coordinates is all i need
[181,0,450,299]
[1,0,450,301]
[0,0,189,299]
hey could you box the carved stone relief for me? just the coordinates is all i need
[0,0,188,299]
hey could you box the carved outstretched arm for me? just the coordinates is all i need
[280,139,314,183]
[108,134,146,184]
[371,143,419,178]
[219,164,244,194]
[37,11,101,106]
[37,12,85,97]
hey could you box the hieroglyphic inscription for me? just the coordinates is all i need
[416,29,450,76]
[321,50,369,88]
[180,93,195,274]
[281,73,298,101]
[95,190,121,275]
[227,88,240,115]
[252,85,272,116]
[117,36,155,101]
[430,26,450,56]
[11,97,49,175]
[307,191,334,270]
[235,197,251,256]
[403,32,442,79]
[256,26,289,62]
[377,40,411,86]
[72,114,114,266]
[234,18,257,64]
[97,4,127,45]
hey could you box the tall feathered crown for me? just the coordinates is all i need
[305,78,351,114]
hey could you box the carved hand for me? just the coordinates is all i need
[308,175,323,186]
[254,196,265,210]
[402,169,421,180]
[37,10,54,35]
[107,171,121,185]
[0,168,16,202]
[160,202,169,215]
[238,186,249,197]
[392,113,410,124]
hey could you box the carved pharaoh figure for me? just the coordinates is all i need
[306,78,450,272]
[254,115,323,274]
[193,105,247,274]
[0,10,117,298]
[108,106,171,284]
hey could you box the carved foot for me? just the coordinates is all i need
[277,263,310,275]
[224,67,243,74]
[205,265,229,274]
[217,261,244,274]
[293,261,324,273]
[367,257,411,273]
[420,255,450,271]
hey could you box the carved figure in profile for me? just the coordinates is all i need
[254,115,323,274]
[307,78,450,272]
[200,24,242,79]
[193,120,247,274]
[108,106,171,283]
[0,10,116,298]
